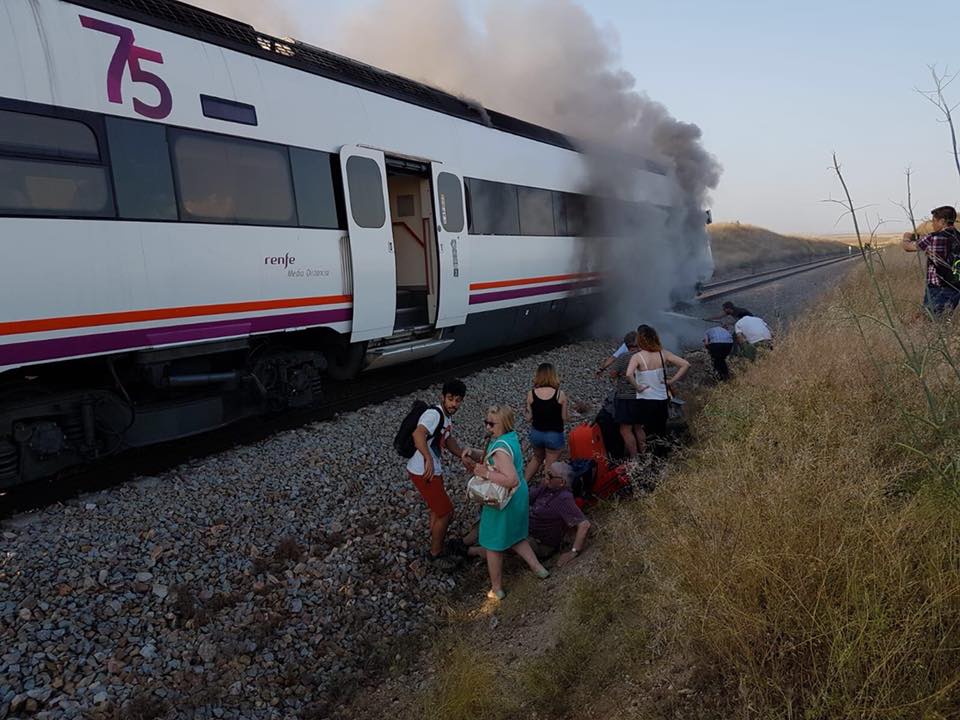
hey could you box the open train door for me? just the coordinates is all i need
[431,164,469,328]
[340,145,396,342]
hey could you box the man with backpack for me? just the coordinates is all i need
[396,379,468,572]
[902,206,960,316]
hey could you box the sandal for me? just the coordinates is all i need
[486,589,506,601]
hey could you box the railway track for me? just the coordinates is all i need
[1,333,577,517]
[697,252,858,302]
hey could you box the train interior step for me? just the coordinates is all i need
[395,286,429,329]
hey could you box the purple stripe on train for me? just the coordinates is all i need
[0,307,353,367]
[469,279,602,305]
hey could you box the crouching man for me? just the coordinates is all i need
[528,462,591,568]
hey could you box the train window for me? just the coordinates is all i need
[565,193,587,236]
[290,148,343,229]
[0,109,100,161]
[345,156,386,229]
[552,192,568,236]
[437,172,464,233]
[465,178,519,235]
[0,157,113,217]
[171,130,297,226]
[518,186,555,236]
[106,117,177,221]
[200,95,258,126]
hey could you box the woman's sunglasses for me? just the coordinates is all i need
[484,420,496,427]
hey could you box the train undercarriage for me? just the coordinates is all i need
[0,330,356,489]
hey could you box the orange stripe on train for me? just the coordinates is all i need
[469,271,602,291]
[0,295,353,337]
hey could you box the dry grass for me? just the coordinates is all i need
[709,222,852,275]
[414,249,960,719]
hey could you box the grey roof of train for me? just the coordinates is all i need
[66,0,667,175]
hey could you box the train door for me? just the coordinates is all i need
[385,159,437,331]
[430,165,469,328]
[340,145,396,342]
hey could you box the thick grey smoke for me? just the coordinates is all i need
[333,0,722,343]
[189,0,721,345]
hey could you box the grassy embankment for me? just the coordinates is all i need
[708,222,863,276]
[416,249,960,719]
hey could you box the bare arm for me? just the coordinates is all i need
[559,390,569,423]
[596,355,616,375]
[524,390,533,422]
[625,354,646,393]
[556,519,591,568]
[444,433,465,460]
[412,425,434,480]
[663,351,690,385]
[477,448,519,489]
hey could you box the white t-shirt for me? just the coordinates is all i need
[734,316,772,344]
[405,407,451,476]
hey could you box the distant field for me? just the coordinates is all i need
[708,222,893,277]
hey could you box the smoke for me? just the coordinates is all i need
[332,0,722,345]
[183,0,299,39]
[187,0,721,346]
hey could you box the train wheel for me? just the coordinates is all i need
[324,339,366,381]
[0,438,18,488]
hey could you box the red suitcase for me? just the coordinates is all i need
[568,423,630,506]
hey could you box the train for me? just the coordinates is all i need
[0,0,693,488]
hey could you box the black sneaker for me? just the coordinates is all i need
[428,553,462,573]
[445,538,469,558]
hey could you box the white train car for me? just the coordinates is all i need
[0,0,680,486]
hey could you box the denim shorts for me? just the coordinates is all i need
[529,428,565,450]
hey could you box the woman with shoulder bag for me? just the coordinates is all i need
[624,325,690,455]
[461,405,549,600]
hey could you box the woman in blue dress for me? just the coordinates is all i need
[463,404,549,599]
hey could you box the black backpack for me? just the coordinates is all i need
[394,401,444,459]
[569,459,596,498]
[935,227,960,286]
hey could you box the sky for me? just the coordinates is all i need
[198,0,959,236]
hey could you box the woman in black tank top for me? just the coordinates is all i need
[524,363,569,481]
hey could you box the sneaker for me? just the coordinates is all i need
[427,553,461,573]
[445,538,469,558]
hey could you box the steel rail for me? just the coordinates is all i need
[698,254,858,302]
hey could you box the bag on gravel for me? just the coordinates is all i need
[394,401,443,459]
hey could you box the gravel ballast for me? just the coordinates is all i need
[1,338,624,719]
[0,262,851,719]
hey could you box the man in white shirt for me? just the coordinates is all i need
[406,379,468,572]
[734,314,773,360]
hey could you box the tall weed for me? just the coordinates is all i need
[646,253,960,717]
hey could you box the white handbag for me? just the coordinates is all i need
[466,442,517,510]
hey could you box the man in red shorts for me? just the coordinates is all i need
[407,379,467,572]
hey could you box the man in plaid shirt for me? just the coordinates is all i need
[902,206,960,315]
